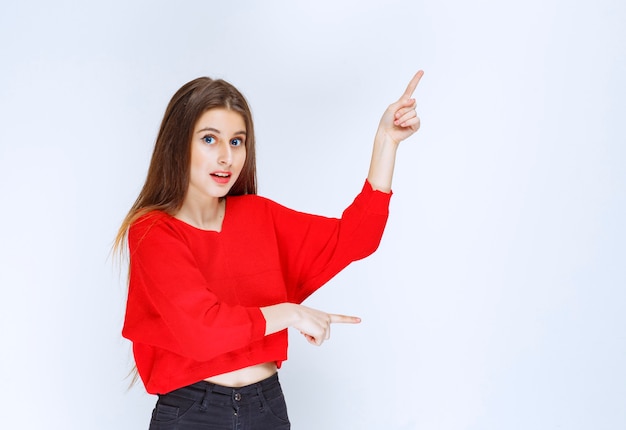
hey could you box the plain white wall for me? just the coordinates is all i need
[1,0,624,429]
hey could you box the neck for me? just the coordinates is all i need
[174,197,226,231]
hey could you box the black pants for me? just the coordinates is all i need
[149,373,290,430]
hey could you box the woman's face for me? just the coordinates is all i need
[187,108,247,201]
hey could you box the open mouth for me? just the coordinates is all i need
[211,172,231,183]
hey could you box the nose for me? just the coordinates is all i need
[217,143,232,167]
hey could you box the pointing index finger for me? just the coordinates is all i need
[329,314,362,324]
[401,70,424,100]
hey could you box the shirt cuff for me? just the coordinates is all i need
[247,307,267,341]
[362,179,393,215]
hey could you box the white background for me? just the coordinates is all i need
[1,1,624,429]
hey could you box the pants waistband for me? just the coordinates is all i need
[162,372,280,401]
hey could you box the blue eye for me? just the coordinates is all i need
[203,135,216,145]
[231,138,243,147]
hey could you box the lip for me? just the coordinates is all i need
[210,171,232,185]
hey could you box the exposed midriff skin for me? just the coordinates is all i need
[204,362,277,387]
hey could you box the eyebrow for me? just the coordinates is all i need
[196,127,247,136]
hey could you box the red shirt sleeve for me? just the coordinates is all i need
[273,180,392,303]
[122,213,267,362]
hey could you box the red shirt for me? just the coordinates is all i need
[122,180,391,394]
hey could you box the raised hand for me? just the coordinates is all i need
[367,70,424,192]
[377,70,424,145]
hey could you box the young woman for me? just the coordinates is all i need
[116,70,423,429]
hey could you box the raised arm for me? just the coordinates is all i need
[261,72,425,346]
[367,70,424,192]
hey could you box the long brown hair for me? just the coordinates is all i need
[113,77,257,255]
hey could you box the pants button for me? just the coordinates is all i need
[234,393,241,401]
